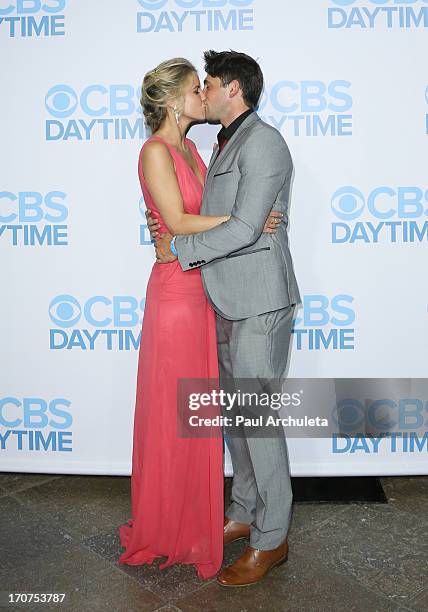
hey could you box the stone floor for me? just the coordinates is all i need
[0,473,427,612]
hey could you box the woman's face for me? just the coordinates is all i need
[180,72,206,123]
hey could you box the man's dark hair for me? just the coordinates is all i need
[203,50,264,109]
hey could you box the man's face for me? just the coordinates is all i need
[201,74,229,122]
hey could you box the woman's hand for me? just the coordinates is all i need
[263,211,283,234]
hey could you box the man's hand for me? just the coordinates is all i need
[155,232,177,264]
[145,208,161,239]
[263,211,283,234]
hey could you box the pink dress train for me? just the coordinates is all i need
[118,136,224,580]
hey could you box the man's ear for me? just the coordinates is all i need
[228,79,241,99]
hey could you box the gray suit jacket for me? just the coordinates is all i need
[175,112,301,320]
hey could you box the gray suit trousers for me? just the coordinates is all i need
[216,306,294,550]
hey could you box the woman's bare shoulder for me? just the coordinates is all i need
[141,138,173,168]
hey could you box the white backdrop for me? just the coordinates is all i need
[1,0,427,476]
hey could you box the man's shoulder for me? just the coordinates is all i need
[245,114,287,147]
[239,114,291,164]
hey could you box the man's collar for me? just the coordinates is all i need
[217,108,254,146]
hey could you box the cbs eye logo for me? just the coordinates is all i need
[49,295,81,328]
[45,85,77,119]
[331,187,365,221]
[332,398,365,434]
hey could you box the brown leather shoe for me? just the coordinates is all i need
[223,517,251,545]
[217,540,288,587]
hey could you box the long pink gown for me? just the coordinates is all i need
[118,135,224,580]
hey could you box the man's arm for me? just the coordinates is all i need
[175,128,292,271]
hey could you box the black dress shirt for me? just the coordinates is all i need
[217,108,254,152]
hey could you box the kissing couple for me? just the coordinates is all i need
[118,49,301,587]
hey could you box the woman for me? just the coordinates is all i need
[118,58,280,580]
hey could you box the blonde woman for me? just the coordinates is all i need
[118,58,280,580]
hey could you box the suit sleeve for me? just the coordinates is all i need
[175,128,293,271]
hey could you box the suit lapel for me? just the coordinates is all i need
[206,144,219,176]
[206,113,259,181]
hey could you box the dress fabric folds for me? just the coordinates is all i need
[118,136,224,580]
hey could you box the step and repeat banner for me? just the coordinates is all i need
[1,0,427,476]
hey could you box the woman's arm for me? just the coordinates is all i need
[141,140,229,236]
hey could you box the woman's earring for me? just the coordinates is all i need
[173,105,180,125]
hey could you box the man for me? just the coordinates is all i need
[147,50,301,587]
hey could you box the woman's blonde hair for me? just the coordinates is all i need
[141,58,197,133]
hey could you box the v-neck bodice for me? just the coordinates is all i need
[138,135,207,236]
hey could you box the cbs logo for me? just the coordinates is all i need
[0,191,67,222]
[45,84,141,119]
[293,295,355,327]
[331,186,428,221]
[49,295,146,328]
[257,80,352,114]
[0,397,72,429]
[0,0,65,14]
[332,398,428,434]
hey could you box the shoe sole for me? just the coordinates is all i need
[216,553,288,588]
